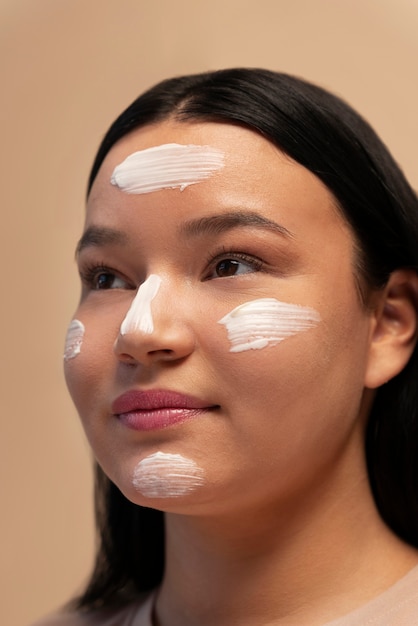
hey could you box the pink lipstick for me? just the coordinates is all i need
[112,389,216,431]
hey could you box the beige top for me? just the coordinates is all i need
[31,564,418,625]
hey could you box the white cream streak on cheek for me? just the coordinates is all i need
[110,143,224,194]
[120,274,162,335]
[218,298,321,353]
[132,451,205,498]
[63,319,85,360]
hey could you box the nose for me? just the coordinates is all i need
[113,274,195,365]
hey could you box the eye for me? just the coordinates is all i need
[80,264,132,290]
[215,259,252,277]
[95,272,128,290]
[206,252,263,279]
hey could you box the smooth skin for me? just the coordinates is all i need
[65,121,418,625]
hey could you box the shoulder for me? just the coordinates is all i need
[29,595,154,626]
[29,613,92,626]
[326,563,418,625]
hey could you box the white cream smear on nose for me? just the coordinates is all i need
[63,319,85,360]
[218,298,321,353]
[110,143,224,194]
[133,451,205,498]
[120,274,162,335]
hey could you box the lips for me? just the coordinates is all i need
[112,389,217,431]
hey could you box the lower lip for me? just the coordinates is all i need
[117,407,211,431]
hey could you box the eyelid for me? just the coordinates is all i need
[78,262,135,290]
[204,248,264,279]
[206,246,264,266]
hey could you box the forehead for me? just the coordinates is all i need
[87,120,348,241]
[92,120,283,188]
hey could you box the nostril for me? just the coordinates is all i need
[118,353,137,365]
[148,348,175,358]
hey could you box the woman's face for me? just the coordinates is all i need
[65,120,377,515]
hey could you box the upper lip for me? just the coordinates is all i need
[111,389,215,415]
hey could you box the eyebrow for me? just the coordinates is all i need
[76,226,128,256]
[75,210,294,256]
[179,211,294,239]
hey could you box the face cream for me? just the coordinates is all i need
[120,274,162,335]
[110,143,224,194]
[63,319,85,360]
[218,298,321,353]
[132,451,205,498]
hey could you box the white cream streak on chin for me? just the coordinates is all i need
[120,274,162,335]
[110,143,224,194]
[218,298,321,353]
[63,319,85,360]
[132,451,205,498]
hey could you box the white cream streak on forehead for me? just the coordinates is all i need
[132,451,205,498]
[64,319,85,360]
[120,274,162,335]
[110,143,224,194]
[218,298,321,353]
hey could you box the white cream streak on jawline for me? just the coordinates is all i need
[132,452,205,498]
[120,274,162,335]
[110,143,224,194]
[218,298,321,352]
[63,319,85,360]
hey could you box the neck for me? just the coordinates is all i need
[155,452,418,626]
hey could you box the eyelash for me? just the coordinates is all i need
[79,249,264,291]
[79,263,133,290]
[205,248,264,279]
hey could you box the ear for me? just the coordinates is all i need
[365,269,418,389]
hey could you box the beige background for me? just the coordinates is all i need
[1,1,417,624]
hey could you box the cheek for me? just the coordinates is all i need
[213,331,322,405]
[211,293,371,419]
[63,318,88,403]
[218,298,321,353]
[63,319,85,361]
[210,297,323,391]
[63,316,117,420]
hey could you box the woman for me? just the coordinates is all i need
[35,68,418,625]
